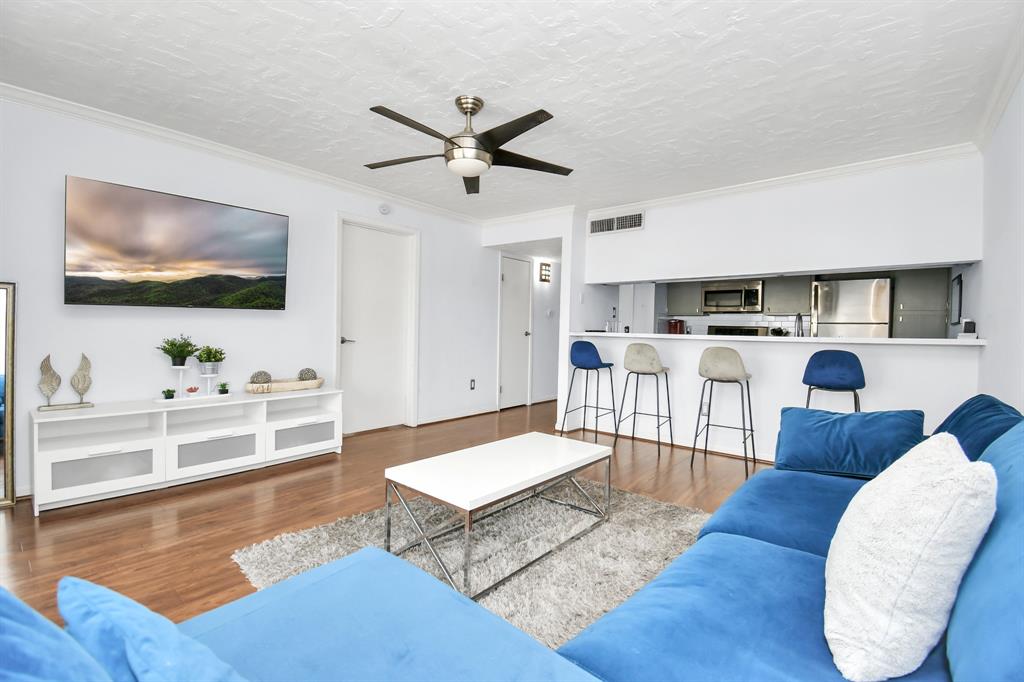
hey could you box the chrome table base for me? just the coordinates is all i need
[384,456,612,600]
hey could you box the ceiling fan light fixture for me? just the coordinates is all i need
[447,157,490,177]
[444,144,492,177]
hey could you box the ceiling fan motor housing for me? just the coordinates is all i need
[445,96,491,176]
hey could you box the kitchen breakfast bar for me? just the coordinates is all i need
[563,332,986,462]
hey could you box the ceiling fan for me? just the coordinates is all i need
[365,95,573,195]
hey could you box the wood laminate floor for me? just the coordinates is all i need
[0,401,751,623]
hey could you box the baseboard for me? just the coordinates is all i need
[562,427,775,466]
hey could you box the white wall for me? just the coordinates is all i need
[530,259,560,402]
[585,152,984,284]
[976,75,1024,410]
[0,99,499,495]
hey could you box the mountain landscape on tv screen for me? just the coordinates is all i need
[65,274,286,309]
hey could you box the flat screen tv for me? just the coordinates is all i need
[64,176,289,310]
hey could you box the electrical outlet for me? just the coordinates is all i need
[470,379,476,390]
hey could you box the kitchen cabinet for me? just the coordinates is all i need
[764,276,812,315]
[893,268,949,313]
[667,282,702,315]
[893,310,949,339]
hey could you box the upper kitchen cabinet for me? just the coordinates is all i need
[764,276,812,315]
[667,282,702,315]
[892,268,950,313]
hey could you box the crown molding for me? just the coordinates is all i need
[585,142,980,219]
[479,205,575,228]
[0,82,478,225]
[975,20,1024,149]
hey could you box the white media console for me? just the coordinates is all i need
[30,388,343,515]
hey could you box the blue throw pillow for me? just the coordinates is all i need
[58,577,247,682]
[0,585,112,682]
[933,394,1023,460]
[774,407,924,478]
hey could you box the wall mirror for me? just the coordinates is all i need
[1,283,14,508]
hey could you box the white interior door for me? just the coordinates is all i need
[499,256,531,409]
[340,223,413,433]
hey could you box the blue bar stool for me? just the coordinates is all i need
[614,343,673,457]
[560,341,618,442]
[803,350,865,412]
[691,347,756,478]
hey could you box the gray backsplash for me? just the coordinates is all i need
[660,313,802,336]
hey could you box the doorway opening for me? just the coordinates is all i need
[337,217,419,434]
[495,238,562,410]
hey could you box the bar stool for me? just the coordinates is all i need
[691,347,756,478]
[803,350,865,412]
[614,343,674,457]
[559,341,618,442]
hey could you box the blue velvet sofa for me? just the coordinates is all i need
[558,395,1024,681]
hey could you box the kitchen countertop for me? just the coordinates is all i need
[570,332,986,347]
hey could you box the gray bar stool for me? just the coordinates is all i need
[691,347,756,478]
[614,343,674,456]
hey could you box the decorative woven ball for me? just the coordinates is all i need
[297,368,318,381]
[249,370,272,384]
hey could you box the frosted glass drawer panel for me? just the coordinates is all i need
[267,416,340,462]
[166,425,265,481]
[52,449,154,490]
[276,421,335,450]
[179,433,256,469]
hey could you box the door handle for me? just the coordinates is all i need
[339,336,357,344]
[523,331,531,336]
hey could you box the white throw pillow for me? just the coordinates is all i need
[824,433,996,682]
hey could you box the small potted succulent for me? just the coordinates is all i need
[217,381,229,395]
[156,334,197,367]
[196,345,226,375]
[162,388,176,400]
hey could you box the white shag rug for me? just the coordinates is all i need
[232,481,709,647]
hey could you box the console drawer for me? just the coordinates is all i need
[165,425,265,481]
[266,414,340,462]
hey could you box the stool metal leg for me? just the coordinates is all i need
[608,367,619,438]
[739,382,749,479]
[593,369,600,442]
[655,373,662,457]
[746,379,756,463]
[560,367,579,436]
[664,371,674,449]
[703,380,714,459]
[691,379,708,468]
[631,373,640,441]
[614,372,633,445]
[583,370,591,437]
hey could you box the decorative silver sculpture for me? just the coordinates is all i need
[38,355,61,407]
[38,354,95,411]
[70,354,93,404]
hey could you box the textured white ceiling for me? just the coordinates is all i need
[1,1,1021,219]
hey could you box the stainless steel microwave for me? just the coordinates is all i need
[701,280,764,313]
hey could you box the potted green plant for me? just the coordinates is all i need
[156,335,197,367]
[162,388,176,400]
[196,345,226,374]
[217,381,229,395]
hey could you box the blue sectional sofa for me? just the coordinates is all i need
[559,395,1024,681]
[3,395,1021,682]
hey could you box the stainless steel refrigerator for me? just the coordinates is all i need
[811,279,892,338]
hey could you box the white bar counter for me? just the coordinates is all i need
[563,332,985,462]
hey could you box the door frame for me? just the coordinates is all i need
[336,213,420,428]
[496,254,534,410]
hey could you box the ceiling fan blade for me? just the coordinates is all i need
[365,154,443,170]
[370,106,454,144]
[492,149,573,176]
[475,110,553,151]
[463,176,480,194]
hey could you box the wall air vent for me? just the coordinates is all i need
[589,211,644,235]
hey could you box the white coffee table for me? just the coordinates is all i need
[384,432,613,598]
